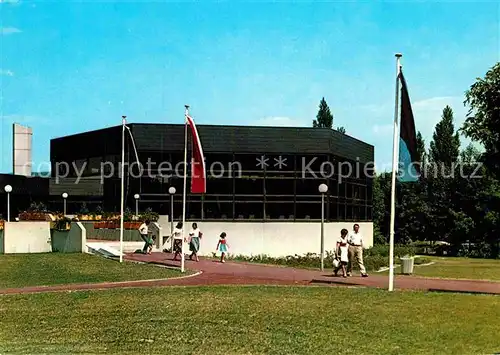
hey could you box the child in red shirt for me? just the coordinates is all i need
[216,232,229,263]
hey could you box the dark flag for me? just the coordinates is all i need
[398,69,421,182]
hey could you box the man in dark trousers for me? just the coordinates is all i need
[138,219,152,254]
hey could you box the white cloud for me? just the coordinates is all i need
[368,95,468,139]
[251,116,308,127]
[1,27,21,35]
[411,96,468,140]
[0,69,14,76]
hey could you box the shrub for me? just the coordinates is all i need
[373,227,386,245]
[364,244,416,258]
[139,207,159,222]
[214,244,421,272]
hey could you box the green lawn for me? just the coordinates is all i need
[382,257,500,281]
[0,286,499,354]
[0,253,187,289]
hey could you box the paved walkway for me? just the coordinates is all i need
[1,252,499,295]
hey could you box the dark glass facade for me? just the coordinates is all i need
[48,123,374,222]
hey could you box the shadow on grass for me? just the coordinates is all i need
[427,288,500,296]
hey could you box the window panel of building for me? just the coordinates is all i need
[338,202,346,220]
[367,206,373,221]
[203,193,233,202]
[205,153,235,178]
[234,177,263,195]
[234,195,264,202]
[206,176,233,196]
[265,201,295,220]
[186,201,202,220]
[234,201,264,219]
[367,183,373,202]
[329,198,339,221]
[299,154,329,176]
[295,201,321,219]
[338,182,346,198]
[296,178,328,196]
[264,176,295,197]
[203,201,233,219]
[139,177,164,194]
[359,205,367,220]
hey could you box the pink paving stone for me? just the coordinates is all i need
[0,252,499,295]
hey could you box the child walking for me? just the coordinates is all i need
[216,232,229,263]
[333,228,349,278]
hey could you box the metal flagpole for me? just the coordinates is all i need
[181,105,189,273]
[120,116,126,263]
[388,53,402,291]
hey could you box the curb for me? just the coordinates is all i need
[0,271,204,296]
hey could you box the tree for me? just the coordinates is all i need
[460,62,500,257]
[312,97,333,128]
[429,105,461,165]
[372,172,392,244]
[461,62,500,179]
[460,143,481,164]
[416,131,427,171]
[336,126,346,134]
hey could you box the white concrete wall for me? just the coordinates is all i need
[158,218,373,258]
[3,222,52,253]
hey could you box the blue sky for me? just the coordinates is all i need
[1,0,498,173]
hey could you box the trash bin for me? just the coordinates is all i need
[400,256,415,275]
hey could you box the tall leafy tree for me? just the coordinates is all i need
[429,105,461,165]
[426,105,462,245]
[312,97,333,128]
[462,62,500,179]
[416,131,427,172]
[416,132,426,163]
[460,62,500,257]
[372,172,391,244]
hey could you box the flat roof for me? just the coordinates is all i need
[51,123,374,163]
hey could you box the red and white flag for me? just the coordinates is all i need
[186,115,206,193]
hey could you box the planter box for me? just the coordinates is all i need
[93,221,142,230]
[19,212,52,221]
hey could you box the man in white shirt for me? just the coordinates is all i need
[138,220,151,254]
[347,223,368,277]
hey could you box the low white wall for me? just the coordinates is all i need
[3,222,52,254]
[162,221,373,258]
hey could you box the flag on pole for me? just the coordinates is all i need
[398,69,421,182]
[185,114,206,193]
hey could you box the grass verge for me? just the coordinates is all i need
[389,256,500,281]
[0,286,499,354]
[0,253,187,289]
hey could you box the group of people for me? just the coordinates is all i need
[137,219,368,275]
[165,222,229,263]
[333,223,368,278]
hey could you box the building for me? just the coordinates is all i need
[49,123,374,223]
[0,173,48,219]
